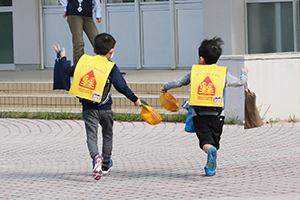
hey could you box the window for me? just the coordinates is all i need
[0,0,12,6]
[43,0,61,6]
[107,0,167,3]
[141,0,168,2]
[0,1,13,64]
[247,1,294,53]
[107,0,134,3]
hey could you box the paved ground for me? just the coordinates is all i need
[0,118,300,199]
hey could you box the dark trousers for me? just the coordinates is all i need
[82,109,114,163]
[67,15,99,65]
[193,115,224,150]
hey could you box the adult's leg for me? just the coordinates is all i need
[82,16,99,47]
[99,110,114,163]
[67,15,84,65]
[82,109,100,159]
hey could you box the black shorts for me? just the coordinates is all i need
[193,115,225,150]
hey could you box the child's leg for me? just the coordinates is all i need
[194,115,224,175]
[99,110,114,163]
[82,109,100,159]
[203,144,213,154]
[194,115,224,151]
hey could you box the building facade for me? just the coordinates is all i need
[1,0,300,121]
[1,0,299,70]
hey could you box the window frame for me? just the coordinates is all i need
[0,4,13,66]
[0,6,12,12]
[245,0,300,53]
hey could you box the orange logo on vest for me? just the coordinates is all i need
[198,76,215,96]
[79,70,97,90]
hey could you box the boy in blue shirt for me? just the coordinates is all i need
[160,37,248,176]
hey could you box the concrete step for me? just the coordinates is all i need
[0,82,190,95]
[0,82,190,113]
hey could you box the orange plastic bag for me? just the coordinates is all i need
[140,101,162,125]
[159,91,179,112]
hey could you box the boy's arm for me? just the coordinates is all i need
[161,72,191,92]
[111,65,142,106]
[53,45,75,77]
[60,57,76,77]
[226,67,248,87]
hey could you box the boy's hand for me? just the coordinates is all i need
[53,45,66,58]
[134,98,142,107]
[160,86,167,93]
[242,67,249,72]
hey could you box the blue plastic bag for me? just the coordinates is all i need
[185,106,195,133]
[53,59,71,91]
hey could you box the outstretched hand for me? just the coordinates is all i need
[160,86,167,93]
[134,98,142,107]
[53,44,66,59]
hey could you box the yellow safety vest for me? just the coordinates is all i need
[189,64,227,108]
[69,54,115,103]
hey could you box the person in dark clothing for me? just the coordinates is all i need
[54,33,142,180]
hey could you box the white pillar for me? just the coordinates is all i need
[202,0,246,55]
[13,0,41,70]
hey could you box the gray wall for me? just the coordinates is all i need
[218,56,245,120]
[13,0,41,71]
[203,0,246,55]
[43,5,103,68]
[43,1,203,69]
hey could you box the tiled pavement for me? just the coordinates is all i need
[0,119,300,199]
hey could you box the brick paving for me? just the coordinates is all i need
[0,119,300,199]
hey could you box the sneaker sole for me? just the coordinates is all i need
[207,148,217,171]
[102,169,110,174]
[102,159,113,174]
[204,166,216,176]
[93,156,103,180]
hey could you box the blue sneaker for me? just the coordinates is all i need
[93,154,103,180]
[102,159,113,174]
[207,146,217,171]
[204,166,216,176]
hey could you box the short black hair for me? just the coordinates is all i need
[198,36,224,64]
[94,33,116,55]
